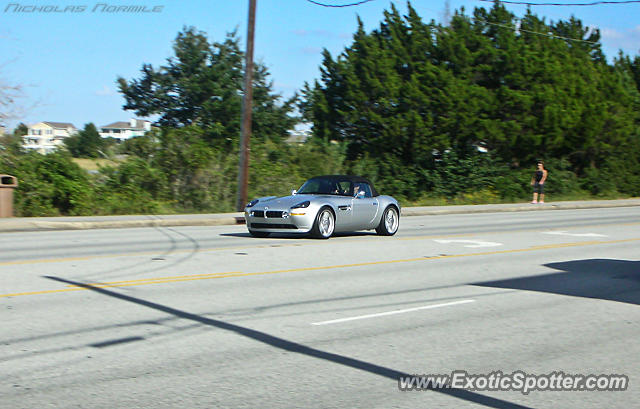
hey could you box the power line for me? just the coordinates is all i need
[305,0,599,45]
[479,0,640,6]
[474,17,599,43]
[304,0,376,8]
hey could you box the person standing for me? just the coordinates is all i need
[531,161,548,204]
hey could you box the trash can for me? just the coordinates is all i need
[0,175,18,218]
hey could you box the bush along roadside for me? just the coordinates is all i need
[1,127,636,217]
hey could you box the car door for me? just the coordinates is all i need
[334,198,353,231]
[332,180,353,231]
[350,182,379,228]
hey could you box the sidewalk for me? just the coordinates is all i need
[0,198,639,233]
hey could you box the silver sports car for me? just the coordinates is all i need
[244,175,400,239]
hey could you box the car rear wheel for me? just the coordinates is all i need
[376,206,399,236]
[310,207,335,239]
[249,230,270,238]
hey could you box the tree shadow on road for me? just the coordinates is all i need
[44,275,532,409]
[473,259,640,305]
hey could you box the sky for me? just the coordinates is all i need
[1,0,639,131]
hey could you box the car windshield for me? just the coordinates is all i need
[297,177,354,196]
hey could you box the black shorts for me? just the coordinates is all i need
[533,183,544,194]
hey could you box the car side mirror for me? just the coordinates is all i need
[291,189,297,195]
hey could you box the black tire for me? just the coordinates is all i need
[376,206,399,236]
[310,207,335,239]
[249,230,270,238]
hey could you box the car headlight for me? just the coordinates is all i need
[246,199,259,208]
[291,200,310,209]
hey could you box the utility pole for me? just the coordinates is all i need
[236,0,256,211]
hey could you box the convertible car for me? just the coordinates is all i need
[244,175,400,239]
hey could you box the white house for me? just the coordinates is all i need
[22,122,77,154]
[285,124,312,144]
[99,119,151,142]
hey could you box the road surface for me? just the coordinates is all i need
[1,207,639,408]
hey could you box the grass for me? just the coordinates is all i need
[72,158,121,171]
[404,190,633,208]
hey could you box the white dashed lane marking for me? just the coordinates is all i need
[542,231,608,237]
[433,239,503,248]
[311,300,476,326]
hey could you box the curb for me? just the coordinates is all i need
[0,216,244,233]
[0,199,638,232]
[401,199,640,216]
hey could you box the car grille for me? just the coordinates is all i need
[250,223,298,229]
[251,210,286,218]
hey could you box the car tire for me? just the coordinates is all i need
[376,206,399,236]
[310,207,335,239]
[249,230,270,238]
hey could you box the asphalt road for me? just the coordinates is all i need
[1,207,639,408]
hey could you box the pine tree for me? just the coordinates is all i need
[304,1,640,197]
[118,27,296,147]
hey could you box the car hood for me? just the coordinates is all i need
[254,195,324,209]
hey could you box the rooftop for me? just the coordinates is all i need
[42,122,76,129]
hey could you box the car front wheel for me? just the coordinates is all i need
[310,207,335,239]
[376,206,399,236]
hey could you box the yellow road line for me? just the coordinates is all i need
[66,271,243,287]
[2,237,639,299]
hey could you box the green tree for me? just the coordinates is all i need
[118,27,297,147]
[0,150,95,216]
[13,122,28,136]
[304,1,640,198]
[0,133,23,154]
[64,123,105,158]
[615,53,640,93]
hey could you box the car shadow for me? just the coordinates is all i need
[220,232,257,238]
[219,231,379,239]
[220,232,312,240]
[333,231,378,238]
[473,259,640,306]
